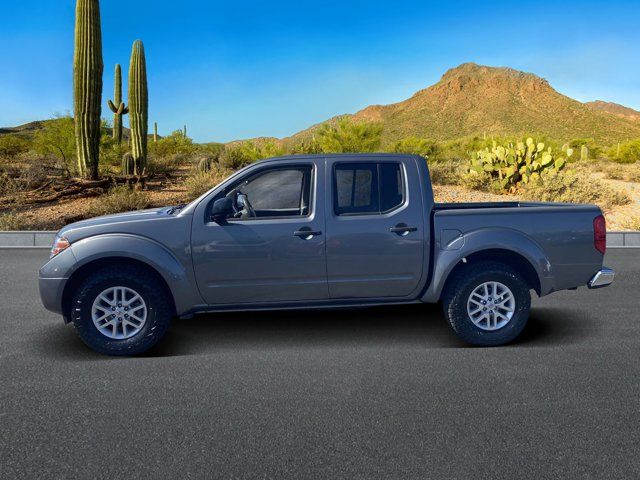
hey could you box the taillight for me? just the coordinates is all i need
[593,215,606,255]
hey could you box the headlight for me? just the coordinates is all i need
[50,236,70,258]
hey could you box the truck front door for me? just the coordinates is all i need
[191,160,328,305]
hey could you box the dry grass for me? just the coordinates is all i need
[184,166,233,200]
[0,211,29,230]
[88,185,151,217]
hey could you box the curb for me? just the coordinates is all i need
[0,231,638,249]
[0,231,57,249]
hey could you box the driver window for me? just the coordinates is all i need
[229,166,312,219]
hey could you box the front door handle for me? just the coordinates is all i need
[294,227,322,239]
[390,224,418,235]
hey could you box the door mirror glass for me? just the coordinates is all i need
[211,197,233,222]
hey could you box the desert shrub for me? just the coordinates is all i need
[428,160,466,185]
[0,135,30,159]
[89,185,151,217]
[146,153,190,176]
[99,135,129,167]
[388,137,439,160]
[18,162,51,190]
[0,172,19,195]
[184,166,232,200]
[609,139,640,164]
[316,118,383,153]
[520,172,630,211]
[0,211,29,230]
[467,138,572,192]
[599,162,640,182]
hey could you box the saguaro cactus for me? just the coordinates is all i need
[107,64,128,144]
[581,144,589,162]
[183,125,187,138]
[73,0,103,179]
[121,152,135,176]
[128,40,148,175]
[154,122,158,143]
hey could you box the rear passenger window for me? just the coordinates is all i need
[334,162,404,215]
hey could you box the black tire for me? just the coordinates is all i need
[441,261,531,346]
[70,264,173,356]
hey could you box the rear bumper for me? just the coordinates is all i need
[588,267,615,289]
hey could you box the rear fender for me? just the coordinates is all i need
[422,228,554,302]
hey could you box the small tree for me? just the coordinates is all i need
[316,118,383,153]
[33,116,77,172]
[389,137,439,160]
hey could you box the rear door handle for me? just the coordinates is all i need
[390,224,418,235]
[294,227,322,239]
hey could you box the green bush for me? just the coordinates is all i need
[569,138,601,160]
[89,185,151,217]
[609,139,640,164]
[150,130,197,158]
[0,135,30,159]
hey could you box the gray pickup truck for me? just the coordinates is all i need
[39,154,614,355]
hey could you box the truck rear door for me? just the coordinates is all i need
[324,156,426,299]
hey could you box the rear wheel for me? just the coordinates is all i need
[70,265,173,356]
[442,261,531,346]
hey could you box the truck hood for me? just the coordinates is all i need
[57,207,182,243]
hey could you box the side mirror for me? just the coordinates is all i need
[211,197,233,223]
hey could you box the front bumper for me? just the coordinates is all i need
[39,277,67,315]
[588,267,615,289]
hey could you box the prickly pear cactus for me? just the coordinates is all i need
[121,152,135,176]
[468,138,572,191]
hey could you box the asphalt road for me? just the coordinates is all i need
[0,249,639,479]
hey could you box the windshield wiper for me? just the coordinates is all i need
[167,204,187,214]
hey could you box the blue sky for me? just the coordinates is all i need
[1,0,640,142]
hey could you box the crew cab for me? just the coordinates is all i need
[39,154,614,355]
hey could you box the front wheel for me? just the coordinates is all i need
[442,262,531,346]
[70,265,173,356]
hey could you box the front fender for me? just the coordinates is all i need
[421,227,554,303]
[66,233,201,315]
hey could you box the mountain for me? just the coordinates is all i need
[286,63,640,145]
[585,100,640,122]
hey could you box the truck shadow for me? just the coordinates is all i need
[144,304,596,358]
[35,304,596,360]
